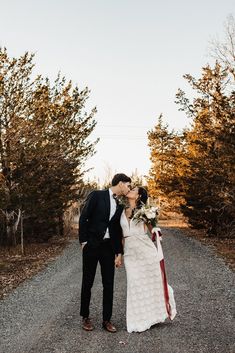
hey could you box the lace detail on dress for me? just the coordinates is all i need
[121,210,177,333]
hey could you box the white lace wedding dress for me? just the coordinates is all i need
[121,211,177,333]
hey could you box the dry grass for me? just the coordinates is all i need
[0,237,71,299]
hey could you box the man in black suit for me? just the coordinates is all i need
[79,173,131,333]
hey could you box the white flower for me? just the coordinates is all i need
[151,206,158,213]
[132,203,159,227]
[145,211,156,219]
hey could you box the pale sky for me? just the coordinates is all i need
[1,0,234,183]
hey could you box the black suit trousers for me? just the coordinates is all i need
[80,240,115,321]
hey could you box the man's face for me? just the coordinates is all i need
[119,181,131,196]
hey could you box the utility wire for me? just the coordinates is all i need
[99,136,146,140]
[97,124,151,129]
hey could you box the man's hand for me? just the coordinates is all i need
[115,254,122,268]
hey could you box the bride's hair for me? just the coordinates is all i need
[136,187,148,208]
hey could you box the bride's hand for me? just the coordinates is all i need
[115,254,122,268]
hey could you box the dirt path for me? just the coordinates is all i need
[0,227,234,353]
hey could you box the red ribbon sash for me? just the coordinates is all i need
[148,225,172,320]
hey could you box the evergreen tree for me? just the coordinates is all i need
[0,48,98,245]
[148,115,186,210]
[176,63,235,236]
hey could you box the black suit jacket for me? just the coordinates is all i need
[79,190,123,255]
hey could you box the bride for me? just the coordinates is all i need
[120,186,177,333]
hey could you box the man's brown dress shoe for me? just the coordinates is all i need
[102,321,117,333]
[82,317,94,331]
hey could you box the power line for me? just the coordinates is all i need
[97,124,152,129]
[92,135,148,140]
[94,132,148,138]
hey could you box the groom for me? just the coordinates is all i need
[79,173,131,333]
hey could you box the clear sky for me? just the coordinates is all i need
[1,0,234,183]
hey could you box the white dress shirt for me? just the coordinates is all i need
[103,188,117,239]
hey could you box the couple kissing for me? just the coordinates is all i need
[79,173,176,333]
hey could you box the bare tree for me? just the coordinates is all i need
[102,163,115,189]
[210,14,235,79]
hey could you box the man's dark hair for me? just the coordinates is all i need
[111,173,131,186]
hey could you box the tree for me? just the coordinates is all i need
[148,18,235,237]
[130,169,146,188]
[0,48,98,245]
[210,14,235,80]
[147,115,187,210]
[0,49,36,245]
[176,63,235,236]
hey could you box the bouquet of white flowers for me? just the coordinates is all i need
[133,203,158,227]
[132,203,161,242]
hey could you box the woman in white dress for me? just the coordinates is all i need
[121,187,176,333]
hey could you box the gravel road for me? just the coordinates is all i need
[0,228,234,353]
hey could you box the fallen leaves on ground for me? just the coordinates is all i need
[0,237,71,299]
